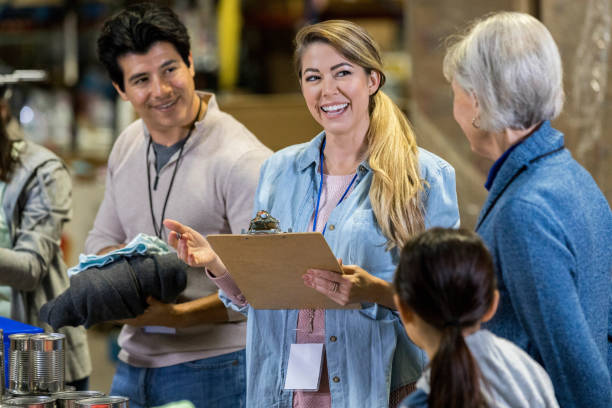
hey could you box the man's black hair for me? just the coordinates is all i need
[97,2,191,91]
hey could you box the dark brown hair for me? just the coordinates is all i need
[0,113,19,182]
[97,2,191,91]
[393,228,496,408]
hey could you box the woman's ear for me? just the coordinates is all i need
[481,290,500,323]
[470,91,480,111]
[368,70,381,96]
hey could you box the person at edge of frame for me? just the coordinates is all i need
[0,86,92,390]
[443,11,612,408]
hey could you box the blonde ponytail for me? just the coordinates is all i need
[368,91,424,249]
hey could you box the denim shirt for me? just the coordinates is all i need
[220,132,459,408]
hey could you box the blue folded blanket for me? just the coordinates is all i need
[68,233,171,277]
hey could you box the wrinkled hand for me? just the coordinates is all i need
[302,262,395,308]
[118,297,183,328]
[163,219,226,275]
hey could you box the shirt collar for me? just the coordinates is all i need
[295,131,372,174]
[484,139,524,191]
[483,120,553,191]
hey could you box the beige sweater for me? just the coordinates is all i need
[85,92,272,367]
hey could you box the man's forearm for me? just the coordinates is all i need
[173,293,229,327]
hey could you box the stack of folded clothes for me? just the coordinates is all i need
[40,253,188,329]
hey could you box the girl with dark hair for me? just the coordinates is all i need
[0,103,91,389]
[393,228,558,408]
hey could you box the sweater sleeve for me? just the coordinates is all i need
[84,148,127,254]
[223,147,271,234]
[206,270,250,316]
[494,199,611,408]
[0,161,71,291]
[208,155,276,315]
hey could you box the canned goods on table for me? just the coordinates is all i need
[3,395,56,408]
[8,334,33,395]
[52,391,105,408]
[29,333,65,394]
[75,396,129,408]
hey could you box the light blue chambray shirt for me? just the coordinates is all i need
[220,132,459,408]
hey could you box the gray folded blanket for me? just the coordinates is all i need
[40,253,188,329]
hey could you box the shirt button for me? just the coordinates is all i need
[333,376,340,383]
[328,225,335,231]
[359,165,366,172]
[329,336,337,342]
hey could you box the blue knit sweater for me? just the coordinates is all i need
[477,121,612,407]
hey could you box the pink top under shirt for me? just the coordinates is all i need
[293,173,356,408]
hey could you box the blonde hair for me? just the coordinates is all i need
[294,20,424,249]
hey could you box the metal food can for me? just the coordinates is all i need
[75,396,129,408]
[53,391,105,408]
[8,334,33,395]
[3,395,56,408]
[29,334,65,393]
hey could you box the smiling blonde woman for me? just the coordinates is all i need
[166,20,459,408]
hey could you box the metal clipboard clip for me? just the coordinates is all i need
[245,210,291,234]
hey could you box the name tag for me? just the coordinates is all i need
[143,326,177,334]
[284,343,324,391]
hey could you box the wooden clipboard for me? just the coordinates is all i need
[207,232,359,309]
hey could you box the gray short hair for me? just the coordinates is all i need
[443,12,564,131]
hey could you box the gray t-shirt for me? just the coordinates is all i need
[152,139,186,175]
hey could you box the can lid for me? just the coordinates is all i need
[29,333,66,351]
[4,395,57,404]
[75,396,129,406]
[8,334,32,351]
[53,390,105,400]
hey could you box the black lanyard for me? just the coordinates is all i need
[146,98,202,239]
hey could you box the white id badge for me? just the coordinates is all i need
[143,326,177,334]
[284,343,324,391]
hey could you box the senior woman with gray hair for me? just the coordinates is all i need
[443,12,612,408]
